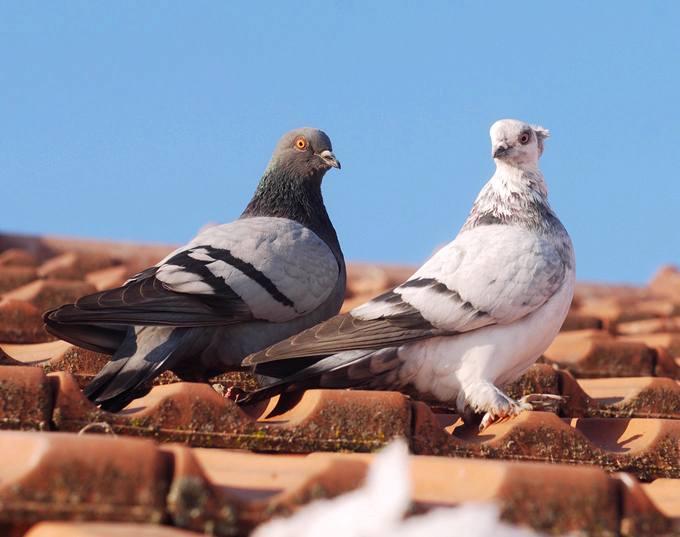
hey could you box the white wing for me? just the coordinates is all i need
[354,225,569,333]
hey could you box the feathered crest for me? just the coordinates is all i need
[531,125,550,156]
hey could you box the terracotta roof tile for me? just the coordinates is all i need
[642,478,680,519]
[0,299,50,343]
[560,311,604,331]
[1,235,680,535]
[649,265,680,299]
[50,375,410,452]
[170,448,623,535]
[507,364,680,419]
[0,248,38,268]
[0,432,168,526]
[0,342,109,389]
[25,522,205,537]
[616,474,680,535]
[542,330,668,378]
[37,252,119,281]
[0,430,675,536]
[153,449,680,535]
[616,316,680,336]
[412,406,680,480]
[4,279,97,314]
[0,267,39,294]
[84,265,130,291]
[0,366,52,431]
[578,376,680,419]
[0,341,257,392]
[621,333,680,359]
[574,296,676,326]
[2,361,679,483]
[164,446,368,534]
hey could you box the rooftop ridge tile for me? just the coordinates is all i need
[616,317,680,337]
[1,365,679,481]
[0,299,51,344]
[3,279,97,315]
[2,238,680,535]
[642,478,680,520]
[37,252,119,281]
[543,331,677,378]
[3,430,676,536]
[614,473,680,535]
[25,522,206,537]
[412,405,680,481]
[0,267,39,294]
[506,364,680,420]
[0,366,52,431]
[0,431,169,528]
[49,373,410,453]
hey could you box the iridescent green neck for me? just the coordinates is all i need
[241,165,341,257]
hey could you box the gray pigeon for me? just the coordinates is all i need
[242,119,575,430]
[44,127,345,412]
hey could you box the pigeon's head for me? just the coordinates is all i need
[490,119,549,168]
[269,128,340,179]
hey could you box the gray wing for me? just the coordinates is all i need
[156,216,341,323]
[393,224,570,330]
[244,290,443,364]
[245,225,569,366]
[45,217,340,350]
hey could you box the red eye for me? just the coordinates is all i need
[294,136,308,150]
[519,132,531,145]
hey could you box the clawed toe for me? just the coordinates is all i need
[478,393,565,431]
[479,402,527,431]
[479,400,533,432]
[461,382,564,432]
[479,412,496,431]
[518,393,565,412]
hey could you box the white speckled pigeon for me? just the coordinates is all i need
[44,128,345,411]
[242,119,575,430]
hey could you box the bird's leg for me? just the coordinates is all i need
[458,381,533,431]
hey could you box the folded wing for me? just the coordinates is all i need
[45,217,341,351]
[245,225,567,366]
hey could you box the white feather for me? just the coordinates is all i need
[399,274,574,407]
[252,440,545,537]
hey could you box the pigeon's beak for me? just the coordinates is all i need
[318,149,341,169]
[492,143,511,159]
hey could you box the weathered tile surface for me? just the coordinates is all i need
[1,235,680,536]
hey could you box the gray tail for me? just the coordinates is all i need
[239,347,402,406]
[44,305,127,354]
[84,326,194,412]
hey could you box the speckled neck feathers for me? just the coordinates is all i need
[241,166,342,260]
[462,164,573,269]
[463,165,552,232]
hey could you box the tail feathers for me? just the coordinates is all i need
[84,327,192,412]
[44,308,127,354]
[83,359,127,401]
[82,329,140,404]
[240,348,402,406]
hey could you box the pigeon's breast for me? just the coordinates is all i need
[399,257,575,405]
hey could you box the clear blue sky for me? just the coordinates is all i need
[2,2,679,284]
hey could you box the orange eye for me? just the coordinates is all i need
[294,136,308,150]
